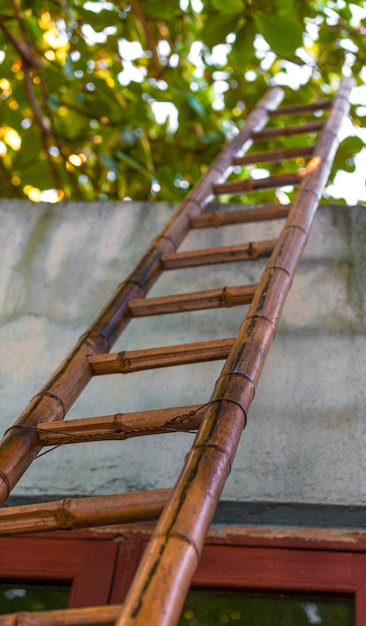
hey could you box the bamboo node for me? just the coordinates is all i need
[83,329,110,353]
[0,470,11,499]
[117,277,147,293]
[32,391,66,420]
[246,312,278,330]
[209,396,248,428]
[247,242,259,258]
[267,262,293,282]
[210,212,224,227]
[157,529,201,561]
[117,351,130,371]
[221,287,231,307]
[184,196,202,211]
[156,234,177,251]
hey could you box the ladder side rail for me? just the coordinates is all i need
[116,77,354,626]
[0,88,283,505]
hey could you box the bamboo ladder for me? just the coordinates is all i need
[0,77,353,626]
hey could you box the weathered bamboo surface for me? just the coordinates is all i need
[37,405,202,446]
[190,204,290,228]
[252,119,324,140]
[116,78,354,626]
[161,239,277,269]
[128,284,256,316]
[89,338,235,375]
[232,145,314,166]
[0,87,284,504]
[0,605,122,626]
[213,171,302,195]
[0,489,170,535]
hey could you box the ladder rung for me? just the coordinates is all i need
[252,120,324,141]
[0,605,122,626]
[233,145,314,166]
[37,405,202,445]
[128,284,256,317]
[269,100,331,116]
[0,489,170,535]
[190,205,290,228]
[88,338,235,375]
[213,172,302,195]
[161,239,277,269]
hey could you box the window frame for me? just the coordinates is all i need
[1,529,366,625]
[0,534,118,608]
[110,530,366,625]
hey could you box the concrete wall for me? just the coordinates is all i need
[0,200,365,515]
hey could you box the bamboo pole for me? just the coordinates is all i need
[251,119,324,140]
[232,145,314,166]
[269,100,331,116]
[0,86,284,504]
[190,205,290,228]
[0,605,122,626]
[88,338,235,375]
[128,284,256,316]
[213,171,302,195]
[0,489,170,535]
[116,77,354,626]
[37,405,202,446]
[161,239,277,269]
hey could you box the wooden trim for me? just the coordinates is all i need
[1,530,366,624]
[110,540,146,604]
[0,536,118,608]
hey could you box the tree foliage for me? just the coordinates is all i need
[0,0,365,203]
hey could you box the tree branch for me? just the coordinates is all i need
[130,0,161,77]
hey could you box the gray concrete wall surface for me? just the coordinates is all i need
[0,199,365,511]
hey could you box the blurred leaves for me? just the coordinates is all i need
[0,0,364,203]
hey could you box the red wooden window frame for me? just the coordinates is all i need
[0,534,118,608]
[110,533,366,625]
[193,545,365,623]
[1,530,366,625]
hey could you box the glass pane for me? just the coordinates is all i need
[178,589,354,626]
[0,582,71,613]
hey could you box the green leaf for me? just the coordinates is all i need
[76,7,118,31]
[187,94,206,116]
[333,136,364,173]
[254,12,304,58]
[13,129,43,170]
[201,14,239,48]
[138,1,179,20]
[230,20,256,65]
[211,0,243,14]
[116,151,154,180]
